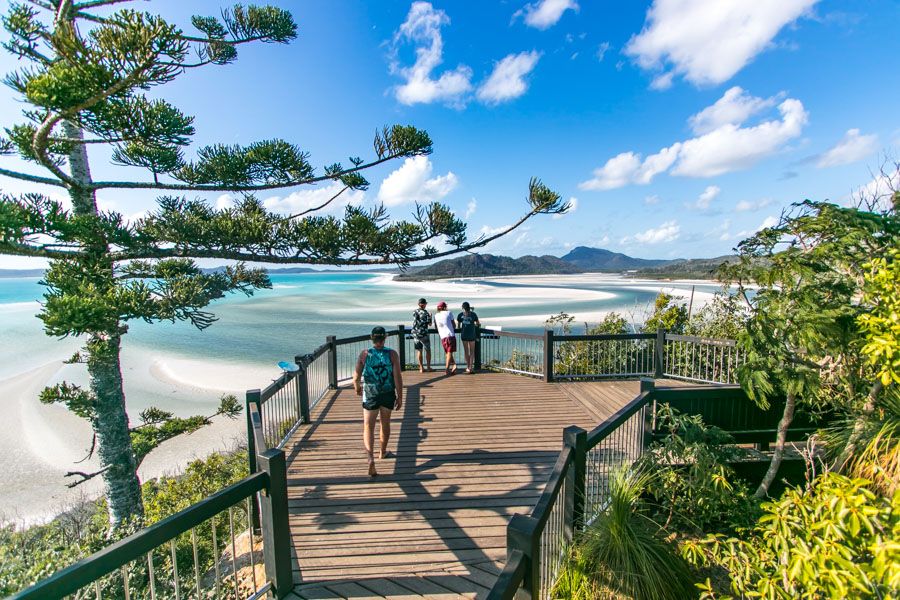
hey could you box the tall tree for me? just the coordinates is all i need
[723,181,899,497]
[0,1,567,527]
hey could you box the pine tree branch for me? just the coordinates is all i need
[64,466,110,488]
[0,241,77,259]
[112,205,543,265]
[74,0,133,9]
[279,185,350,222]
[0,166,67,187]
[89,154,403,192]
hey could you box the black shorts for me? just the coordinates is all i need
[363,392,395,411]
[413,336,430,350]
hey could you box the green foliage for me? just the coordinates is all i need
[683,474,900,599]
[590,312,630,335]
[686,289,749,339]
[640,405,760,534]
[0,448,250,596]
[859,249,900,387]
[642,292,689,334]
[553,468,695,600]
[545,311,576,334]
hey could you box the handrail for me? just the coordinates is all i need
[10,472,268,600]
[586,390,654,449]
[665,333,737,346]
[529,447,573,530]
[555,332,655,342]
[489,550,528,600]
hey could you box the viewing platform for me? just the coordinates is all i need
[18,328,782,600]
[286,372,693,599]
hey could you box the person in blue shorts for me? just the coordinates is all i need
[353,326,403,477]
[456,301,480,373]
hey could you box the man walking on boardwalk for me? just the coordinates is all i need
[353,326,403,478]
[457,302,480,374]
[412,298,433,372]
[435,301,458,375]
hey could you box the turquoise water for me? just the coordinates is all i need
[0,272,723,369]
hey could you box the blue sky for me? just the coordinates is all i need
[0,0,898,269]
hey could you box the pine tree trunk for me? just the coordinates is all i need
[755,392,796,498]
[62,119,144,526]
[88,334,144,526]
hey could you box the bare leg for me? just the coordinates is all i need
[363,408,378,476]
[416,348,424,372]
[425,346,432,370]
[466,341,476,372]
[379,407,392,458]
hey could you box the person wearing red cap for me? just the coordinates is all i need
[434,301,457,374]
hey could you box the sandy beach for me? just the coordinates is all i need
[0,271,723,523]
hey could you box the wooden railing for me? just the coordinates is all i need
[12,426,293,600]
[15,326,750,599]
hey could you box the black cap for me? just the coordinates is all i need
[371,326,386,338]
[462,301,470,310]
[418,298,427,305]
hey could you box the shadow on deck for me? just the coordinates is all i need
[285,371,689,599]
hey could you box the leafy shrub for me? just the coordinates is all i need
[682,473,900,599]
[1,448,250,596]
[640,405,759,534]
[553,468,695,600]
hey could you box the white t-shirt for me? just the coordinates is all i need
[435,310,455,339]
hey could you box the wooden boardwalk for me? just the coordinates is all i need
[286,372,675,599]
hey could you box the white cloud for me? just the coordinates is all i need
[688,86,777,135]
[377,156,458,207]
[735,197,774,212]
[553,196,577,219]
[816,128,879,168]
[734,215,779,239]
[623,220,680,245]
[215,194,235,210]
[514,0,579,30]
[644,194,661,205]
[389,2,473,106]
[852,167,900,210]
[674,98,808,177]
[477,51,542,105]
[596,41,611,62]
[649,71,674,90]
[625,0,818,87]
[263,182,365,216]
[581,89,807,189]
[579,143,680,190]
[692,185,721,209]
[465,198,477,219]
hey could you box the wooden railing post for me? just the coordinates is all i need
[563,426,587,539]
[543,329,554,383]
[507,514,540,599]
[640,377,656,449]
[295,354,310,424]
[326,335,338,389]
[397,324,407,370]
[474,327,482,371]
[654,327,666,378]
[245,389,261,531]
[257,449,293,599]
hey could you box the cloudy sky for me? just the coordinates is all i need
[0,0,898,268]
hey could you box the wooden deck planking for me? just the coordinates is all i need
[286,371,666,598]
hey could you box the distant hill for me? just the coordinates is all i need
[633,255,738,279]
[561,246,672,271]
[0,269,44,278]
[395,254,582,281]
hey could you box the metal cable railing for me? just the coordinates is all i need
[663,334,743,384]
[552,333,657,380]
[480,330,544,377]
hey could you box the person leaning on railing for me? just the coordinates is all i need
[353,326,403,478]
